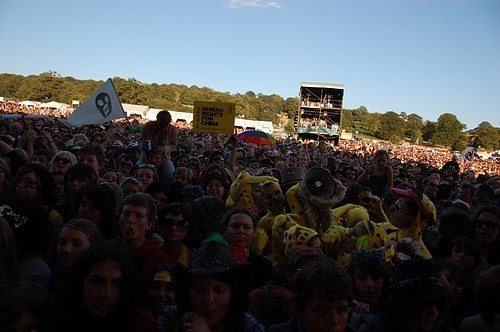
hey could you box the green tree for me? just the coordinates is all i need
[283,97,298,119]
[283,120,295,133]
[410,130,423,145]
[376,111,405,142]
[422,121,436,142]
[351,106,370,133]
[114,77,148,104]
[473,122,500,151]
[399,111,408,122]
[342,109,353,132]
[0,74,24,97]
[16,75,64,101]
[405,113,424,144]
[405,113,424,134]
[432,113,466,149]
[245,91,256,98]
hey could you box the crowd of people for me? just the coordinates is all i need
[0,105,499,332]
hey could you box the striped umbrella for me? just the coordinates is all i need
[237,130,277,145]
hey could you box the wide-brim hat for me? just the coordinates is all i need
[390,260,451,297]
[174,240,254,288]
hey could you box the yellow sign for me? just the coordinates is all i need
[192,101,236,134]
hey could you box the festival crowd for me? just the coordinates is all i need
[0,103,499,332]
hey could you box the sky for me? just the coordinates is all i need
[0,0,499,130]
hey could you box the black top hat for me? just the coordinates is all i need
[391,260,451,297]
[280,167,305,194]
[174,240,254,287]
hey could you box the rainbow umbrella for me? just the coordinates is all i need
[237,130,277,145]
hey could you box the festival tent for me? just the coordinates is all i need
[122,103,149,118]
[144,109,194,124]
[144,108,163,121]
[234,118,273,133]
[18,100,41,107]
[170,110,193,124]
[40,101,69,110]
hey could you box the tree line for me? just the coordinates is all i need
[0,72,498,151]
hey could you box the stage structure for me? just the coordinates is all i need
[294,82,344,144]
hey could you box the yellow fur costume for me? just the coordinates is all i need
[285,169,346,234]
[332,204,370,228]
[388,188,437,260]
[282,225,319,255]
[321,224,352,271]
[268,214,300,263]
[226,171,279,219]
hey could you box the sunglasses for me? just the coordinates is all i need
[120,161,134,168]
[419,297,447,311]
[54,157,72,165]
[161,219,188,231]
[352,249,384,260]
[16,179,39,190]
[138,164,155,170]
[475,219,498,230]
[427,183,438,187]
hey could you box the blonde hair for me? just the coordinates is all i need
[275,161,288,170]
[49,151,77,172]
[173,166,192,179]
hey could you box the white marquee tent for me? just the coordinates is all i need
[18,100,41,107]
[40,101,70,110]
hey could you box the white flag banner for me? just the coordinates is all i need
[60,78,126,127]
[460,146,475,162]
